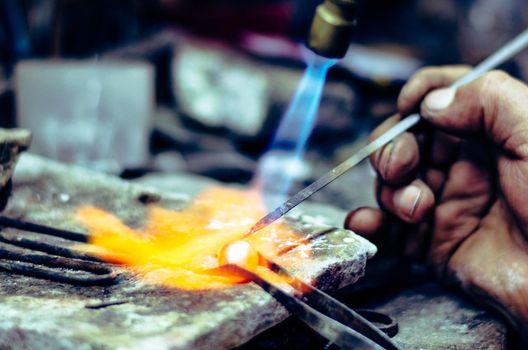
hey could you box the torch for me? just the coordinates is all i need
[307,0,358,58]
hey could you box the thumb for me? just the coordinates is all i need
[420,70,528,158]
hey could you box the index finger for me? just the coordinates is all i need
[398,65,471,116]
[369,115,420,185]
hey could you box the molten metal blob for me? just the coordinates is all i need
[75,187,310,290]
[218,240,259,271]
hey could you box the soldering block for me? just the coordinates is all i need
[0,153,375,350]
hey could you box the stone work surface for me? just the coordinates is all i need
[235,281,507,350]
[0,154,376,350]
[373,283,507,350]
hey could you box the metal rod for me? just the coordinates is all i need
[453,28,528,88]
[0,233,101,262]
[0,216,89,242]
[0,216,117,285]
[0,259,117,286]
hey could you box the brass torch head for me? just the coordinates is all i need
[308,0,357,59]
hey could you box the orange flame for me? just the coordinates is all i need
[75,187,311,290]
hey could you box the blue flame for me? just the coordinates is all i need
[254,50,337,206]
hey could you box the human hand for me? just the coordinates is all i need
[346,66,528,335]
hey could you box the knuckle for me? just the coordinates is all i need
[475,70,512,119]
[440,64,472,75]
[410,65,470,85]
[434,202,460,226]
[487,69,510,81]
[408,67,439,85]
[503,128,528,159]
[397,91,413,112]
[399,68,441,110]
[479,70,511,98]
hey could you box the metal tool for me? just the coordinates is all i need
[247,27,528,237]
[221,258,401,350]
[308,0,358,58]
[0,216,117,285]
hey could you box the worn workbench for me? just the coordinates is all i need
[0,154,375,350]
[138,171,508,350]
[0,153,507,349]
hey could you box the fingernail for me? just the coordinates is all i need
[394,185,422,218]
[424,87,456,112]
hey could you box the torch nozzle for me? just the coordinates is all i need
[307,0,357,59]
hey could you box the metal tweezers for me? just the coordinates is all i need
[0,216,397,348]
[222,260,402,350]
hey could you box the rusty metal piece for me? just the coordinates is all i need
[0,216,89,242]
[0,216,117,285]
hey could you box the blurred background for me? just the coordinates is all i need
[1,0,528,209]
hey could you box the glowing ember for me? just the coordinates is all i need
[75,187,310,290]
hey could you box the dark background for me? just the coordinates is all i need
[1,0,527,188]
